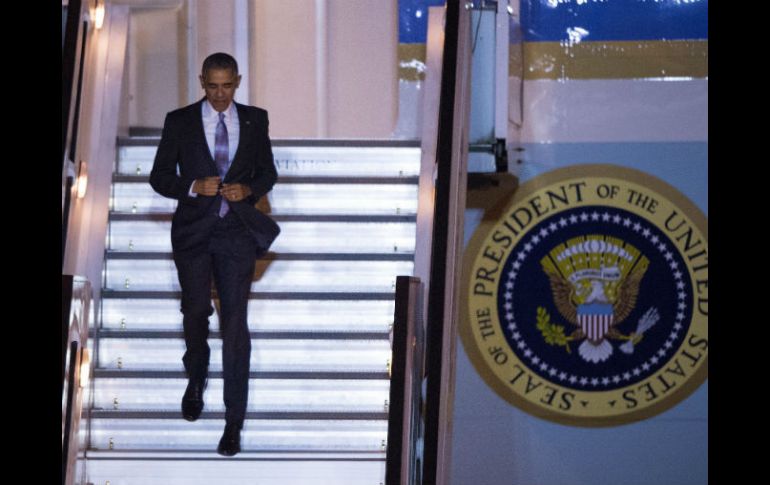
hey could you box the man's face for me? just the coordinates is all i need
[199,68,241,112]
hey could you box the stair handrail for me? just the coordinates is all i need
[419,2,473,484]
[386,276,426,485]
[62,275,92,485]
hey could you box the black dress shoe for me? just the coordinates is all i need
[217,422,242,456]
[181,378,206,422]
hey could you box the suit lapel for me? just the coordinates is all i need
[190,98,221,173]
[232,103,250,165]
[191,98,208,148]
[224,103,251,181]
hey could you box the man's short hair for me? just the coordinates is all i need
[201,53,239,76]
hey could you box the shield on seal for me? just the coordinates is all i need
[577,303,614,342]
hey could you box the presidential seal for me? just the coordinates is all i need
[460,165,707,427]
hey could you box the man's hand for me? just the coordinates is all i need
[220,183,253,202]
[192,176,222,196]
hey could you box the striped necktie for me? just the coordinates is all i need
[214,112,229,217]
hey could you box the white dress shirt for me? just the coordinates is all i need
[189,100,240,196]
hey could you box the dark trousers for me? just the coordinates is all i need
[174,211,258,425]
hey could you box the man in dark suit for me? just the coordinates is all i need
[150,52,278,456]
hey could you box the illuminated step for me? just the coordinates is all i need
[97,338,392,373]
[111,180,418,216]
[93,378,390,413]
[89,418,388,452]
[86,453,385,485]
[101,291,395,300]
[96,329,388,340]
[106,252,412,262]
[104,259,414,293]
[100,298,395,333]
[106,220,416,254]
[93,411,387,420]
[109,213,415,222]
[116,143,421,178]
[94,370,388,380]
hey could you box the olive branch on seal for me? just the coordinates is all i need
[536,307,573,354]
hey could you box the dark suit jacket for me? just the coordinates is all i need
[150,98,279,255]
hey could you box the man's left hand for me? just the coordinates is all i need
[220,183,253,202]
